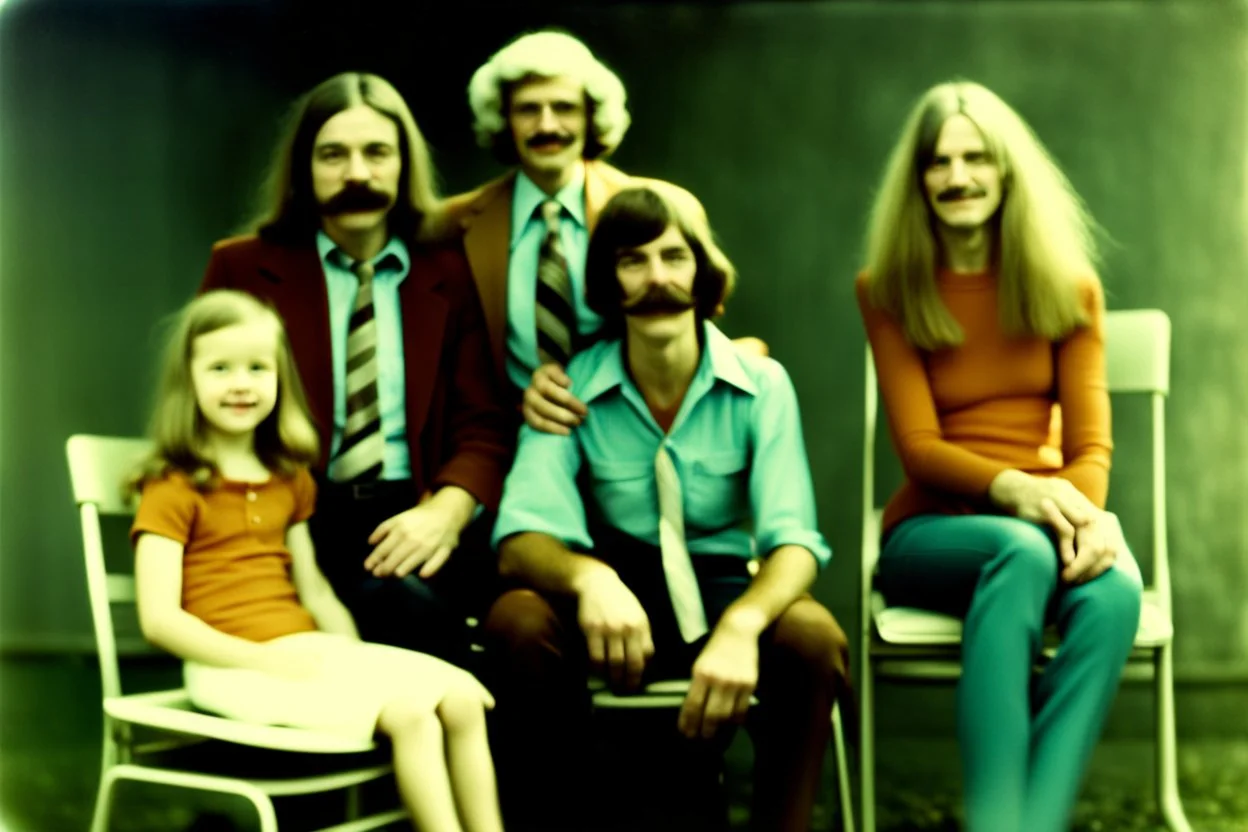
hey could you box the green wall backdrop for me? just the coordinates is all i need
[2,0,1246,685]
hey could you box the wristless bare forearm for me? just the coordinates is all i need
[718,545,818,640]
[146,608,273,671]
[498,532,616,596]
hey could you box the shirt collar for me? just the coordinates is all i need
[316,230,410,279]
[579,320,758,405]
[510,164,587,249]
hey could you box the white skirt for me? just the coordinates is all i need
[184,631,486,741]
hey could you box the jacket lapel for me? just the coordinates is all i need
[461,174,515,388]
[398,251,448,443]
[584,160,632,232]
[257,243,336,467]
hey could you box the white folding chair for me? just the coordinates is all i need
[67,434,408,832]
[857,310,1192,832]
[589,575,856,830]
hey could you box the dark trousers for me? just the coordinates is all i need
[308,477,501,671]
[482,527,852,832]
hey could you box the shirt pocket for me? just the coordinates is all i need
[683,450,750,531]
[585,457,655,529]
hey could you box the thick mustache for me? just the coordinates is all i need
[936,186,988,202]
[319,184,393,215]
[526,132,573,149]
[622,283,695,317]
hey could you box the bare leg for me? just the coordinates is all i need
[439,681,505,832]
[377,699,464,832]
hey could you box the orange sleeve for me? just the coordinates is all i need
[290,467,317,524]
[1053,278,1113,507]
[856,273,1010,499]
[130,475,199,547]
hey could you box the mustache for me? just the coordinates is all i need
[318,183,394,215]
[526,132,574,149]
[621,283,696,317]
[936,186,988,202]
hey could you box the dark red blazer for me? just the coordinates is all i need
[199,234,514,510]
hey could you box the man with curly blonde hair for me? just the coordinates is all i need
[439,30,764,436]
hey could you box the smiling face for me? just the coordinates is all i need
[191,320,281,442]
[923,113,1004,231]
[310,104,402,240]
[507,75,588,187]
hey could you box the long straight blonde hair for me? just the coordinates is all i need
[863,81,1100,350]
[128,290,319,495]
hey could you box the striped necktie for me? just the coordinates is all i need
[535,199,575,367]
[655,445,709,642]
[328,258,384,482]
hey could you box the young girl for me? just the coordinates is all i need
[128,289,504,832]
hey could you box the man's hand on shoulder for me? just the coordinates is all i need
[523,362,588,436]
[729,336,769,358]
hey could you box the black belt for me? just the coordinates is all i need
[317,478,415,502]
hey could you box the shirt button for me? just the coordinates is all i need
[246,491,257,502]
[252,516,261,524]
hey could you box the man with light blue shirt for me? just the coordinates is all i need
[200,72,512,664]
[483,186,850,832]
[438,29,768,436]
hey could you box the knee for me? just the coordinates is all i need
[990,520,1060,584]
[437,677,489,733]
[482,588,559,652]
[377,697,437,738]
[1081,566,1143,637]
[770,598,850,681]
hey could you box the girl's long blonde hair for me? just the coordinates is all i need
[863,81,1100,350]
[128,290,319,495]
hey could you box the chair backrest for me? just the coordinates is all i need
[66,434,154,700]
[861,309,1172,611]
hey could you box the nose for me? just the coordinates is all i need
[647,257,681,284]
[946,157,971,186]
[345,149,370,182]
[536,105,561,133]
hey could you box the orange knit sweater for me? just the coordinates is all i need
[855,269,1112,534]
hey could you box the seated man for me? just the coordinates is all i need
[484,185,850,832]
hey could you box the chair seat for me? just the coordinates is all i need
[589,678,760,709]
[871,588,1173,648]
[105,689,380,754]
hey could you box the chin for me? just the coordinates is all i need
[329,210,390,233]
[628,314,695,342]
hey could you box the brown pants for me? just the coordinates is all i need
[482,533,852,832]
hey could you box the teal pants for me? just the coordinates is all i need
[877,514,1143,832]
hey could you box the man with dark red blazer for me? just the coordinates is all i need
[199,72,512,666]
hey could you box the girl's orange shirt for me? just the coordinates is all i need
[131,468,319,642]
[856,270,1112,535]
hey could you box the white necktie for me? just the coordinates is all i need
[655,445,709,642]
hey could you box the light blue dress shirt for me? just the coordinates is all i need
[504,166,603,391]
[317,231,411,480]
[493,322,831,569]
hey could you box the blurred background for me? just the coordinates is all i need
[2,0,1246,829]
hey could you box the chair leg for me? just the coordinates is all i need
[103,763,280,832]
[860,654,876,832]
[1154,647,1193,832]
[89,727,122,832]
[346,783,361,820]
[831,702,856,831]
[89,764,122,832]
